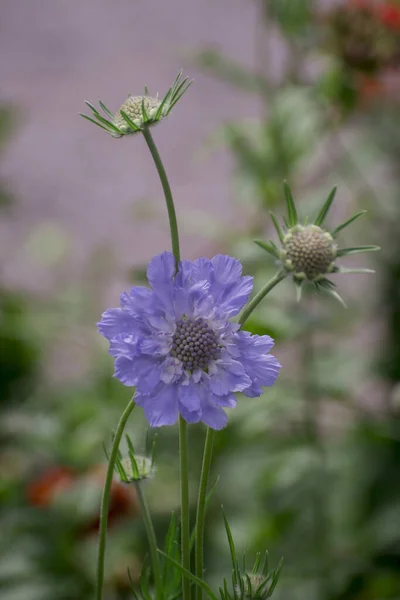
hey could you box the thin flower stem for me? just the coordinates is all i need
[195,427,215,600]
[238,270,287,326]
[142,126,181,264]
[142,126,190,600]
[179,416,191,600]
[134,481,162,600]
[96,398,136,600]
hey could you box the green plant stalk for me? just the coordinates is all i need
[238,270,286,326]
[134,481,162,600]
[302,325,330,600]
[142,126,181,264]
[194,270,287,599]
[194,428,215,600]
[96,398,136,600]
[142,126,191,600]
[179,416,192,600]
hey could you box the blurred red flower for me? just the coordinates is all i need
[378,4,400,29]
[27,464,139,534]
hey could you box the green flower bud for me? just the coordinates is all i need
[281,224,337,281]
[113,95,162,133]
[81,71,192,138]
[119,455,154,482]
[255,182,380,305]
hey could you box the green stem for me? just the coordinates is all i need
[142,126,181,264]
[142,126,190,600]
[238,270,286,326]
[96,398,136,600]
[134,481,162,599]
[195,428,215,600]
[179,416,191,600]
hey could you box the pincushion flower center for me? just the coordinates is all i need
[170,317,220,372]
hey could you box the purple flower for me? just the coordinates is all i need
[98,252,281,430]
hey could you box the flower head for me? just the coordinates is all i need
[113,95,163,134]
[98,253,281,429]
[255,182,380,305]
[80,71,192,138]
[114,433,155,482]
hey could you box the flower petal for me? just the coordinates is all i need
[132,355,163,393]
[109,334,139,358]
[114,356,138,386]
[201,403,228,430]
[208,359,252,396]
[120,286,160,316]
[136,384,179,427]
[178,381,203,413]
[211,255,253,316]
[147,252,176,313]
[97,308,138,340]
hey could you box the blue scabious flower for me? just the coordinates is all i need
[98,252,281,430]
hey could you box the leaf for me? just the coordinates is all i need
[294,279,303,302]
[314,186,337,227]
[266,558,283,597]
[283,181,298,227]
[269,212,284,244]
[261,550,270,577]
[221,507,240,589]
[251,552,261,575]
[336,245,380,257]
[254,240,280,259]
[190,475,220,550]
[119,109,141,132]
[99,100,114,119]
[79,113,112,134]
[157,550,219,600]
[331,211,366,237]
[335,266,375,274]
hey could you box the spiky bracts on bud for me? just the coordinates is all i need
[111,433,156,483]
[113,95,162,134]
[255,182,380,306]
[220,508,282,600]
[80,70,192,138]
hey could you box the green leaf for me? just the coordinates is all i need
[162,513,180,588]
[261,550,270,577]
[90,110,121,133]
[266,558,283,597]
[156,86,174,119]
[335,266,375,274]
[141,97,150,123]
[314,186,337,226]
[252,552,261,575]
[120,109,141,132]
[336,245,380,257]
[317,280,347,308]
[157,550,219,600]
[84,100,102,116]
[190,475,220,550]
[331,211,366,237]
[283,181,298,227]
[79,113,113,133]
[269,212,284,244]
[139,566,153,600]
[222,507,240,588]
[294,279,303,302]
[168,79,193,112]
[254,240,280,259]
[99,100,114,119]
